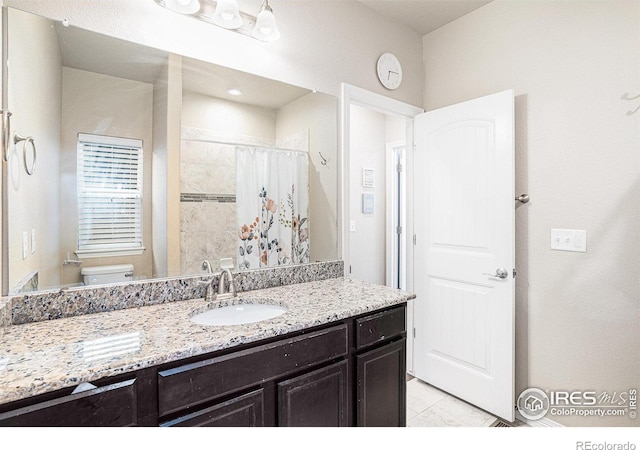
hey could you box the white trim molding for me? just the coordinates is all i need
[515,410,565,427]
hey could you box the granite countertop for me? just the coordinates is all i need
[0,277,415,406]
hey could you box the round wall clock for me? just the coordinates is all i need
[377,53,402,90]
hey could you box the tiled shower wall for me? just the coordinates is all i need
[179,127,309,275]
[180,139,239,275]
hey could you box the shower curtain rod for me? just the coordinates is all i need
[182,137,309,155]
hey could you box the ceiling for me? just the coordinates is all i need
[54,20,310,110]
[358,0,492,36]
[53,0,495,109]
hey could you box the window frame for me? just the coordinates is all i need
[75,133,145,258]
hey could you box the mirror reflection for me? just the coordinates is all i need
[4,7,338,295]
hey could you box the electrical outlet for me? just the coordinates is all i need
[551,229,587,252]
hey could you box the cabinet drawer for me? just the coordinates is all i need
[355,305,406,350]
[0,379,137,427]
[158,324,348,417]
[160,389,265,427]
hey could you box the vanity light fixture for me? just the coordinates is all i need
[154,0,281,42]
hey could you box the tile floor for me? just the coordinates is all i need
[406,377,524,427]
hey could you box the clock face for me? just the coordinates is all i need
[377,53,402,90]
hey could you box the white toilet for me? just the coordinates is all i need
[81,264,134,286]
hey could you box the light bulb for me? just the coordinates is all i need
[252,2,280,42]
[165,0,200,14]
[213,0,243,29]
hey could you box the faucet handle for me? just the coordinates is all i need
[196,279,216,302]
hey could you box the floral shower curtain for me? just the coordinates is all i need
[236,146,309,269]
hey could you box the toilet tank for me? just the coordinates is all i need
[81,264,134,286]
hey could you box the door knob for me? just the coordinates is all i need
[482,267,509,279]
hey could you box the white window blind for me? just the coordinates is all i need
[76,133,144,257]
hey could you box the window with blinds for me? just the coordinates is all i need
[76,133,145,257]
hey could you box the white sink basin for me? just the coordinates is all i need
[190,302,288,326]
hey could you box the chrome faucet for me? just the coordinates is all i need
[216,269,237,300]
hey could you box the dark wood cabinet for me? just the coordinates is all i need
[278,360,349,427]
[157,324,348,417]
[0,303,407,427]
[0,378,139,427]
[354,304,407,427]
[160,389,267,427]
[356,338,407,427]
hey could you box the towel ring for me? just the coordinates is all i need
[14,132,36,175]
[1,109,11,162]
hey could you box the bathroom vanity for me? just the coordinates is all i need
[0,278,413,427]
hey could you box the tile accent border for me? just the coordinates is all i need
[1,260,344,326]
[180,193,236,203]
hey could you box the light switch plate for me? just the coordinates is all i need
[31,229,36,254]
[362,193,374,214]
[350,220,356,232]
[22,231,29,260]
[551,229,587,252]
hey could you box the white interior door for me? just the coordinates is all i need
[412,90,515,421]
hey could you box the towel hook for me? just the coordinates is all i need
[621,93,640,116]
[318,151,329,167]
[515,194,530,204]
[14,132,36,175]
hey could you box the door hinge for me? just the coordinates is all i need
[349,265,352,274]
[413,328,416,338]
[396,163,403,172]
[413,234,417,245]
[513,268,517,278]
[396,225,402,235]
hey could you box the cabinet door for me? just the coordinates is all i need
[0,379,138,427]
[161,389,266,427]
[356,339,406,427]
[278,360,348,427]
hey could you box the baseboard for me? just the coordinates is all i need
[515,410,565,427]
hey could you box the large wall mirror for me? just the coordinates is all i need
[3,7,339,295]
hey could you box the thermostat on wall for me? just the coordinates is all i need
[363,168,374,188]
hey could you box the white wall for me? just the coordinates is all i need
[60,67,154,285]
[182,91,276,140]
[349,104,386,284]
[7,8,61,291]
[276,92,338,262]
[4,0,424,105]
[422,0,640,426]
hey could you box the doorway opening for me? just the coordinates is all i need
[386,141,406,291]
[340,83,423,375]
